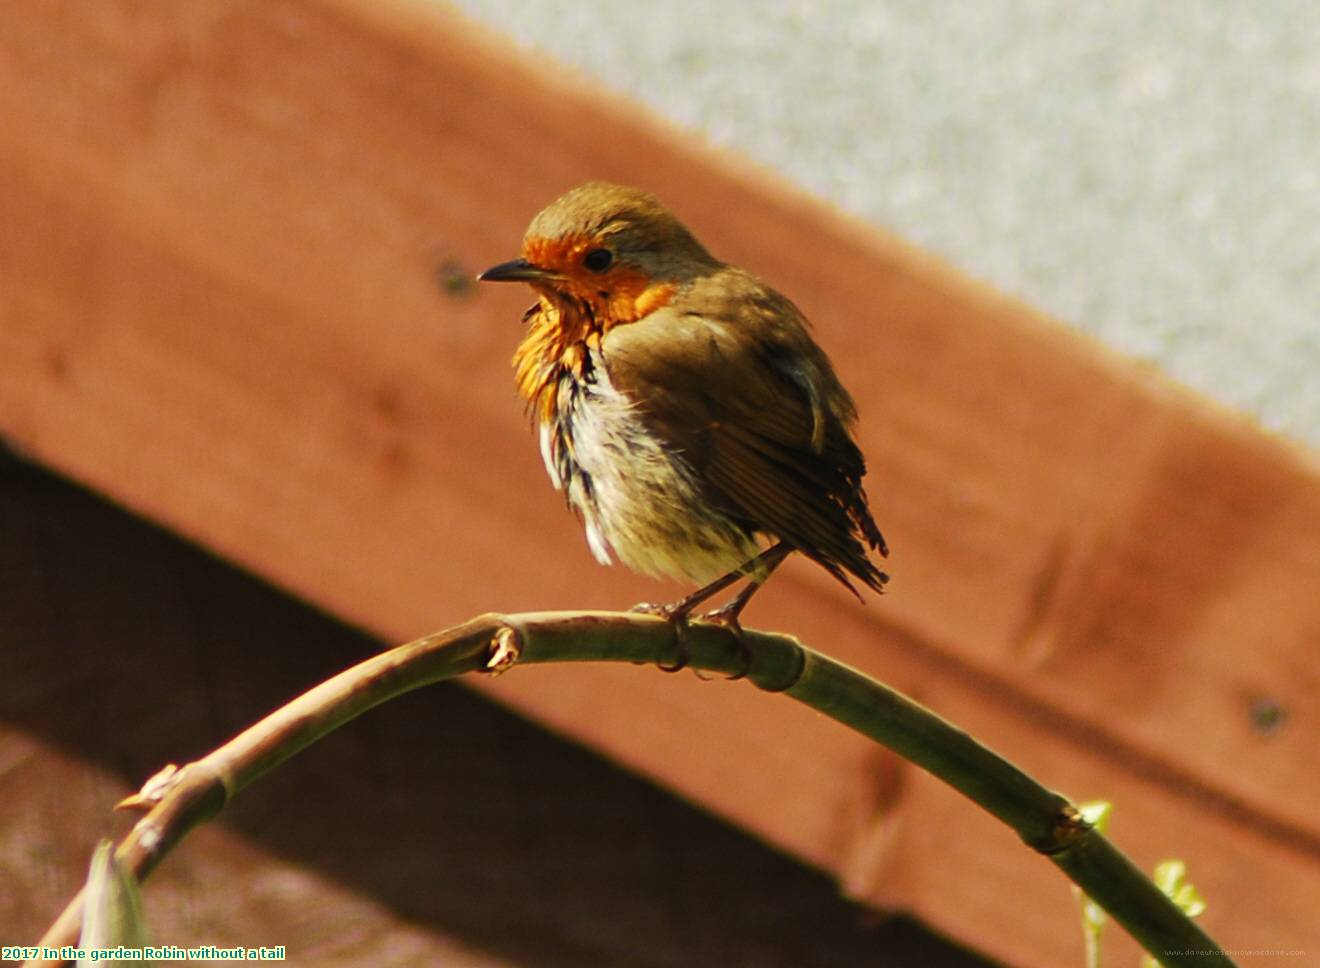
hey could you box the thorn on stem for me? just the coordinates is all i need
[1040,802,1090,854]
[486,625,522,676]
[115,764,181,813]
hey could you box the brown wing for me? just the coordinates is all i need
[602,267,887,594]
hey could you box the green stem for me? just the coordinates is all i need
[28,611,1234,968]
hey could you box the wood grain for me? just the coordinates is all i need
[1,2,1316,964]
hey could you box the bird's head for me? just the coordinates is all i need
[479,182,718,326]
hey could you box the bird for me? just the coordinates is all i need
[479,182,887,660]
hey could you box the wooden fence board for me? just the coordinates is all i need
[2,2,1316,962]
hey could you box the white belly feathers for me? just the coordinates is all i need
[537,350,760,584]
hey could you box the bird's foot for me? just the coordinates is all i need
[630,600,694,672]
[630,600,678,619]
[697,602,754,680]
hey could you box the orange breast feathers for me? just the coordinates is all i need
[512,234,675,422]
[522,234,676,328]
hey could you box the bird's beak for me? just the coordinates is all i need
[477,258,559,284]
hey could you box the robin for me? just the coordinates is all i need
[479,182,887,657]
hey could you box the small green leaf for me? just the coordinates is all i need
[1139,859,1206,966]
[1072,802,1114,968]
[1153,860,1207,919]
[1152,859,1186,894]
[1078,800,1113,833]
[1172,883,1207,919]
[78,840,150,966]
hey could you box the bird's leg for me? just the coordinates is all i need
[632,542,791,673]
[699,543,791,678]
[631,569,741,672]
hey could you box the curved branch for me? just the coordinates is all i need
[28,611,1233,968]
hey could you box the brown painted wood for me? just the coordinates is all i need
[1,2,1316,964]
[0,460,983,967]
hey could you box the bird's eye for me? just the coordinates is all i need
[583,248,613,272]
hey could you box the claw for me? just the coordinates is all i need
[630,600,677,619]
[656,641,690,673]
[629,543,791,677]
[698,603,754,679]
[632,601,693,672]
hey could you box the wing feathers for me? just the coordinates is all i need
[603,267,888,594]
